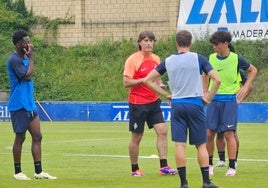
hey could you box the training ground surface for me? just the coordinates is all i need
[0,122,267,188]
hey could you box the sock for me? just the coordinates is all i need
[177,167,187,186]
[201,166,210,184]
[229,159,236,169]
[34,161,42,174]
[209,156,213,166]
[218,151,225,161]
[160,159,168,168]
[131,164,139,172]
[14,163,21,174]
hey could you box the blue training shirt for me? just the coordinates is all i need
[7,53,36,111]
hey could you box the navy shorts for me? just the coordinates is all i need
[171,103,206,145]
[206,101,238,133]
[10,108,38,133]
[129,99,165,133]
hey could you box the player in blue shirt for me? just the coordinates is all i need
[7,30,57,180]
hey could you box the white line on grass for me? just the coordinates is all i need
[64,153,159,158]
[63,153,268,162]
[2,149,268,162]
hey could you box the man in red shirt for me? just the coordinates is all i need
[123,31,176,176]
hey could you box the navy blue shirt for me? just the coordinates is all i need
[7,53,36,111]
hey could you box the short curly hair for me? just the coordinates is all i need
[209,30,232,45]
[12,30,28,46]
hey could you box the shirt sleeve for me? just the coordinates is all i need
[198,54,213,74]
[155,59,167,75]
[123,54,136,78]
[9,55,28,80]
[238,56,250,70]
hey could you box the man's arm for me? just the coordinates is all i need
[202,69,221,105]
[24,43,35,80]
[143,70,171,100]
[123,76,144,88]
[236,64,257,103]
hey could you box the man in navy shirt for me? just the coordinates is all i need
[7,30,57,180]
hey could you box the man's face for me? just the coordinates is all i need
[16,36,30,54]
[212,41,228,54]
[139,37,155,52]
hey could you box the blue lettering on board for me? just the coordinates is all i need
[261,0,268,21]
[209,0,237,23]
[186,0,268,24]
[241,0,258,22]
[186,0,208,24]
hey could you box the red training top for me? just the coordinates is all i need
[123,51,160,104]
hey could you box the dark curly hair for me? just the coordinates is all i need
[12,30,28,46]
[209,30,232,45]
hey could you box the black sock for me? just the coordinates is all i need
[160,159,168,168]
[34,161,42,174]
[177,167,187,186]
[229,159,236,169]
[131,164,139,172]
[218,151,225,161]
[14,163,21,174]
[201,166,210,184]
[209,156,213,165]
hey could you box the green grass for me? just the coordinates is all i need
[0,122,267,188]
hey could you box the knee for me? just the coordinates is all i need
[155,123,168,136]
[131,132,143,143]
[224,131,235,140]
[15,134,26,144]
[33,133,42,142]
[207,130,215,139]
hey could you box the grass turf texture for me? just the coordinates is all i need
[0,122,267,188]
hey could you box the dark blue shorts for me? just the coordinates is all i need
[129,99,165,133]
[171,103,206,145]
[206,101,238,133]
[10,108,38,133]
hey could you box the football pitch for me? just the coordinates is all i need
[0,121,267,188]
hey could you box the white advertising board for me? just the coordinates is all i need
[177,0,268,40]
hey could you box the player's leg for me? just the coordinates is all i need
[151,99,177,175]
[189,104,218,188]
[222,102,238,176]
[11,109,31,180]
[28,111,57,179]
[234,131,239,166]
[13,133,26,172]
[129,132,144,176]
[224,130,237,176]
[196,143,218,188]
[153,122,168,162]
[175,142,188,187]
[205,101,220,176]
[206,129,216,175]
[216,133,226,167]
[28,114,42,173]
[128,103,145,176]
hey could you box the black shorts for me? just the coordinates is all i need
[129,99,165,133]
[10,108,38,133]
